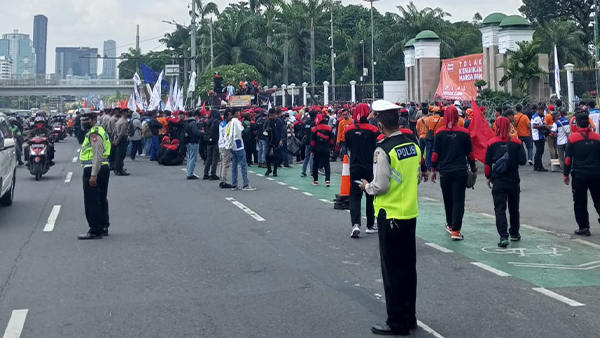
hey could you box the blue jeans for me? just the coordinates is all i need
[425,139,434,170]
[258,139,268,164]
[519,136,533,162]
[302,144,313,175]
[143,137,151,155]
[150,135,159,161]
[186,143,199,176]
[231,148,250,188]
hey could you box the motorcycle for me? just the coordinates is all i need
[27,137,51,181]
[52,123,66,142]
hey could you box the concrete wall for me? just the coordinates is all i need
[418,58,440,101]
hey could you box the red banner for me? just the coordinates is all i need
[434,53,483,101]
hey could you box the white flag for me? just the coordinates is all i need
[149,71,164,110]
[98,100,105,111]
[187,71,197,94]
[127,93,137,111]
[132,72,142,86]
[196,96,202,108]
[554,45,561,99]
[177,86,185,111]
[268,100,272,110]
[165,81,174,111]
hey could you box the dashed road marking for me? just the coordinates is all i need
[520,223,552,234]
[319,198,330,203]
[248,170,255,173]
[289,186,299,190]
[471,262,511,277]
[532,288,585,307]
[417,320,446,338]
[277,181,287,186]
[256,174,264,177]
[572,239,600,250]
[266,177,275,181]
[72,156,77,163]
[479,212,495,219]
[302,192,313,196]
[43,205,61,232]
[425,242,454,253]
[64,172,73,183]
[2,309,28,338]
[76,148,81,153]
[420,197,439,202]
[225,197,266,221]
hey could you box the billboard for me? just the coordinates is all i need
[434,53,483,101]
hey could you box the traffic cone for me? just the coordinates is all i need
[334,155,351,210]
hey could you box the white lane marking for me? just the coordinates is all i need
[266,177,275,181]
[302,192,313,196]
[64,172,73,183]
[319,198,330,203]
[43,205,61,232]
[532,288,585,307]
[420,197,438,202]
[256,174,264,177]
[225,197,265,221]
[248,170,255,173]
[478,212,495,219]
[573,239,600,250]
[425,242,454,253]
[72,156,77,163]
[2,309,28,338]
[289,186,299,190]
[76,148,81,153]
[520,223,552,234]
[182,168,187,172]
[417,320,446,338]
[471,262,511,277]
[277,181,287,186]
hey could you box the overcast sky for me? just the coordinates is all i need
[0,0,523,75]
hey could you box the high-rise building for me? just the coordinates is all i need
[55,47,98,79]
[0,30,36,79]
[33,14,48,75]
[101,40,117,79]
[0,56,13,80]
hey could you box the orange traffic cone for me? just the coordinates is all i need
[334,155,351,210]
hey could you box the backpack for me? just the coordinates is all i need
[142,122,152,138]
[426,117,440,140]
[128,120,139,137]
[492,138,511,174]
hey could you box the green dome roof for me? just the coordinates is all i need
[404,38,416,48]
[499,15,531,28]
[482,13,507,26]
[414,30,440,41]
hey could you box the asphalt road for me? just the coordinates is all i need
[1,139,599,338]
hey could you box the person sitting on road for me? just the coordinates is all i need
[161,139,184,166]
[157,136,171,165]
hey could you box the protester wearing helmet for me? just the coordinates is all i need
[25,117,55,166]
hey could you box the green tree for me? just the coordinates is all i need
[190,0,220,72]
[499,40,544,95]
[534,20,589,68]
[196,63,262,97]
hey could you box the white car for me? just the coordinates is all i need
[0,113,17,206]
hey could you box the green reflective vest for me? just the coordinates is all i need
[373,134,421,220]
[80,126,111,166]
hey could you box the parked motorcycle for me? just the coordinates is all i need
[27,137,51,181]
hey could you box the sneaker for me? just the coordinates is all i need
[265,170,272,176]
[510,235,521,242]
[203,175,210,180]
[528,160,533,166]
[186,175,199,180]
[242,185,257,191]
[283,165,292,168]
[273,173,278,177]
[498,238,509,248]
[574,228,591,236]
[231,186,242,191]
[366,226,378,234]
[313,181,319,186]
[451,231,464,241]
[445,224,452,234]
[301,173,307,177]
[351,225,361,238]
[209,175,220,180]
[325,181,330,187]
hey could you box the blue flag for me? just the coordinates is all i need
[141,63,170,90]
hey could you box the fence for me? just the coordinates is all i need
[268,83,384,107]
[547,68,598,101]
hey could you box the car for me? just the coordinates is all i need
[0,113,17,206]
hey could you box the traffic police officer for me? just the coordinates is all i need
[78,111,112,240]
[360,100,428,336]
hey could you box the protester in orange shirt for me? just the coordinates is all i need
[336,109,353,158]
[425,107,443,170]
[514,104,533,165]
[545,105,559,162]
[416,112,429,152]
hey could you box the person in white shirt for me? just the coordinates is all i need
[227,108,256,191]
[551,108,571,171]
[531,106,548,171]
[218,110,233,189]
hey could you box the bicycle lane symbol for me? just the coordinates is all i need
[481,245,571,257]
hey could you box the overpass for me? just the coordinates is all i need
[0,79,135,96]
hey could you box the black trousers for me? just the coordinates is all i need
[130,140,143,160]
[440,170,468,231]
[572,174,600,229]
[312,150,330,182]
[115,139,128,173]
[204,144,219,176]
[350,167,374,228]
[266,145,281,174]
[534,139,545,170]
[492,179,520,238]
[83,165,110,235]
[108,135,115,169]
[377,211,417,331]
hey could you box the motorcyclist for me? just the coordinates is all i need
[25,117,55,166]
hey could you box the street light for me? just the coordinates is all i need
[359,40,365,83]
[362,0,379,100]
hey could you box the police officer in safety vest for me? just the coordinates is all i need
[360,100,428,336]
[78,111,112,240]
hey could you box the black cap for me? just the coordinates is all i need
[575,113,590,128]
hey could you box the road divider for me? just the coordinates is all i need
[43,205,61,232]
[225,197,265,221]
[65,172,73,183]
[2,309,28,338]
[532,288,585,307]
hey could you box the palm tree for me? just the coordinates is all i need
[275,2,311,84]
[335,19,370,80]
[534,21,589,68]
[291,0,328,86]
[499,40,544,95]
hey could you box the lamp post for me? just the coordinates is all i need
[359,40,365,83]
[191,0,197,76]
[330,0,336,103]
[290,83,296,107]
[594,0,599,104]
[362,0,379,100]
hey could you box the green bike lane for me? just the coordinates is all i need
[248,165,600,289]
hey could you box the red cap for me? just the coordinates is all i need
[548,105,555,111]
